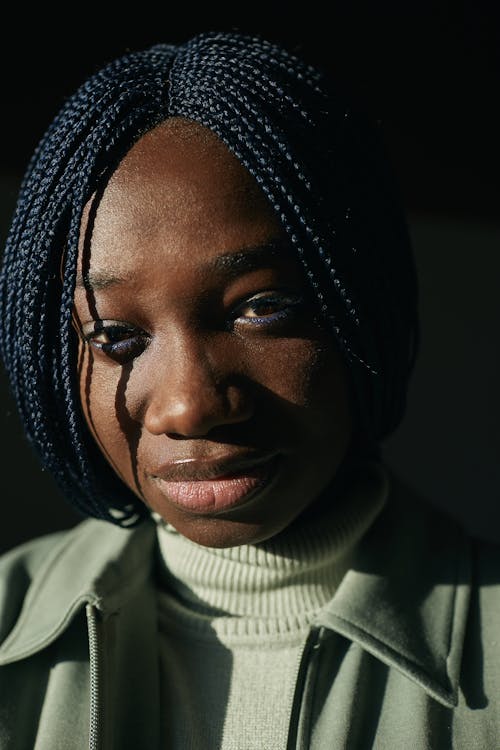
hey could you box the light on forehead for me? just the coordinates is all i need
[75,270,128,292]
[74,241,295,293]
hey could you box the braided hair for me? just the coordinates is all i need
[0,31,418,526]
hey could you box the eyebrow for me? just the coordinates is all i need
[74,240,291,291]
[211,241,290,276]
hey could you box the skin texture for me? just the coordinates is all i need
[73,117,354,547]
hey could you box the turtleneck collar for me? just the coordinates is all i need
[153,461,389,637]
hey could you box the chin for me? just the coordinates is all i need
[161,515,286,549]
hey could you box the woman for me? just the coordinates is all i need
[0,31,498,749]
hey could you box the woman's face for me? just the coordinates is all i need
[74,118,354,547]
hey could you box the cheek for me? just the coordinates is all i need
[244,337,317,399]
[246,336,352,437]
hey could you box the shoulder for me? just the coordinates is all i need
[383,468,500,597]
[0,516,158,665]
[0,517,156,654]
[0,525,79,577]
[0,518,113,581]
[0,521,95,645]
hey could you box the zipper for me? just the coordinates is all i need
[86,604,103,750]
[286,626,324,750]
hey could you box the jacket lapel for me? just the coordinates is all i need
[315,489,472,708]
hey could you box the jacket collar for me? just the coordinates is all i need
[0,479,471,710]
[0,518,157,665]
[316,478,471,708]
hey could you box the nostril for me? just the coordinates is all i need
[166,431,192,441]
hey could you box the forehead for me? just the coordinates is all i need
[77,118,283,277]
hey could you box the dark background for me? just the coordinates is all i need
[1,4,499,552]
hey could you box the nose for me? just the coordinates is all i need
[143,334,254,438]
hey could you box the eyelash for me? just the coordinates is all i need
[232,291,304,327]
[82,291,304,362]
[84,325,148,363]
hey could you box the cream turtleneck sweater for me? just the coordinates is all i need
[154,462,389,749]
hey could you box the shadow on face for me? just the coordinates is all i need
[72,117,354,547]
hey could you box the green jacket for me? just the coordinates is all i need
[0,489,499,749]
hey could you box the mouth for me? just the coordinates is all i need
[150,452,281,515]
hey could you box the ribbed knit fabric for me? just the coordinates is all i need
[154,461,389,749]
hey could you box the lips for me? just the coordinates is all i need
[150,452,280,515]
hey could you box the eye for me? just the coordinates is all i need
[82,321,150,363]
[232,291,304,327]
